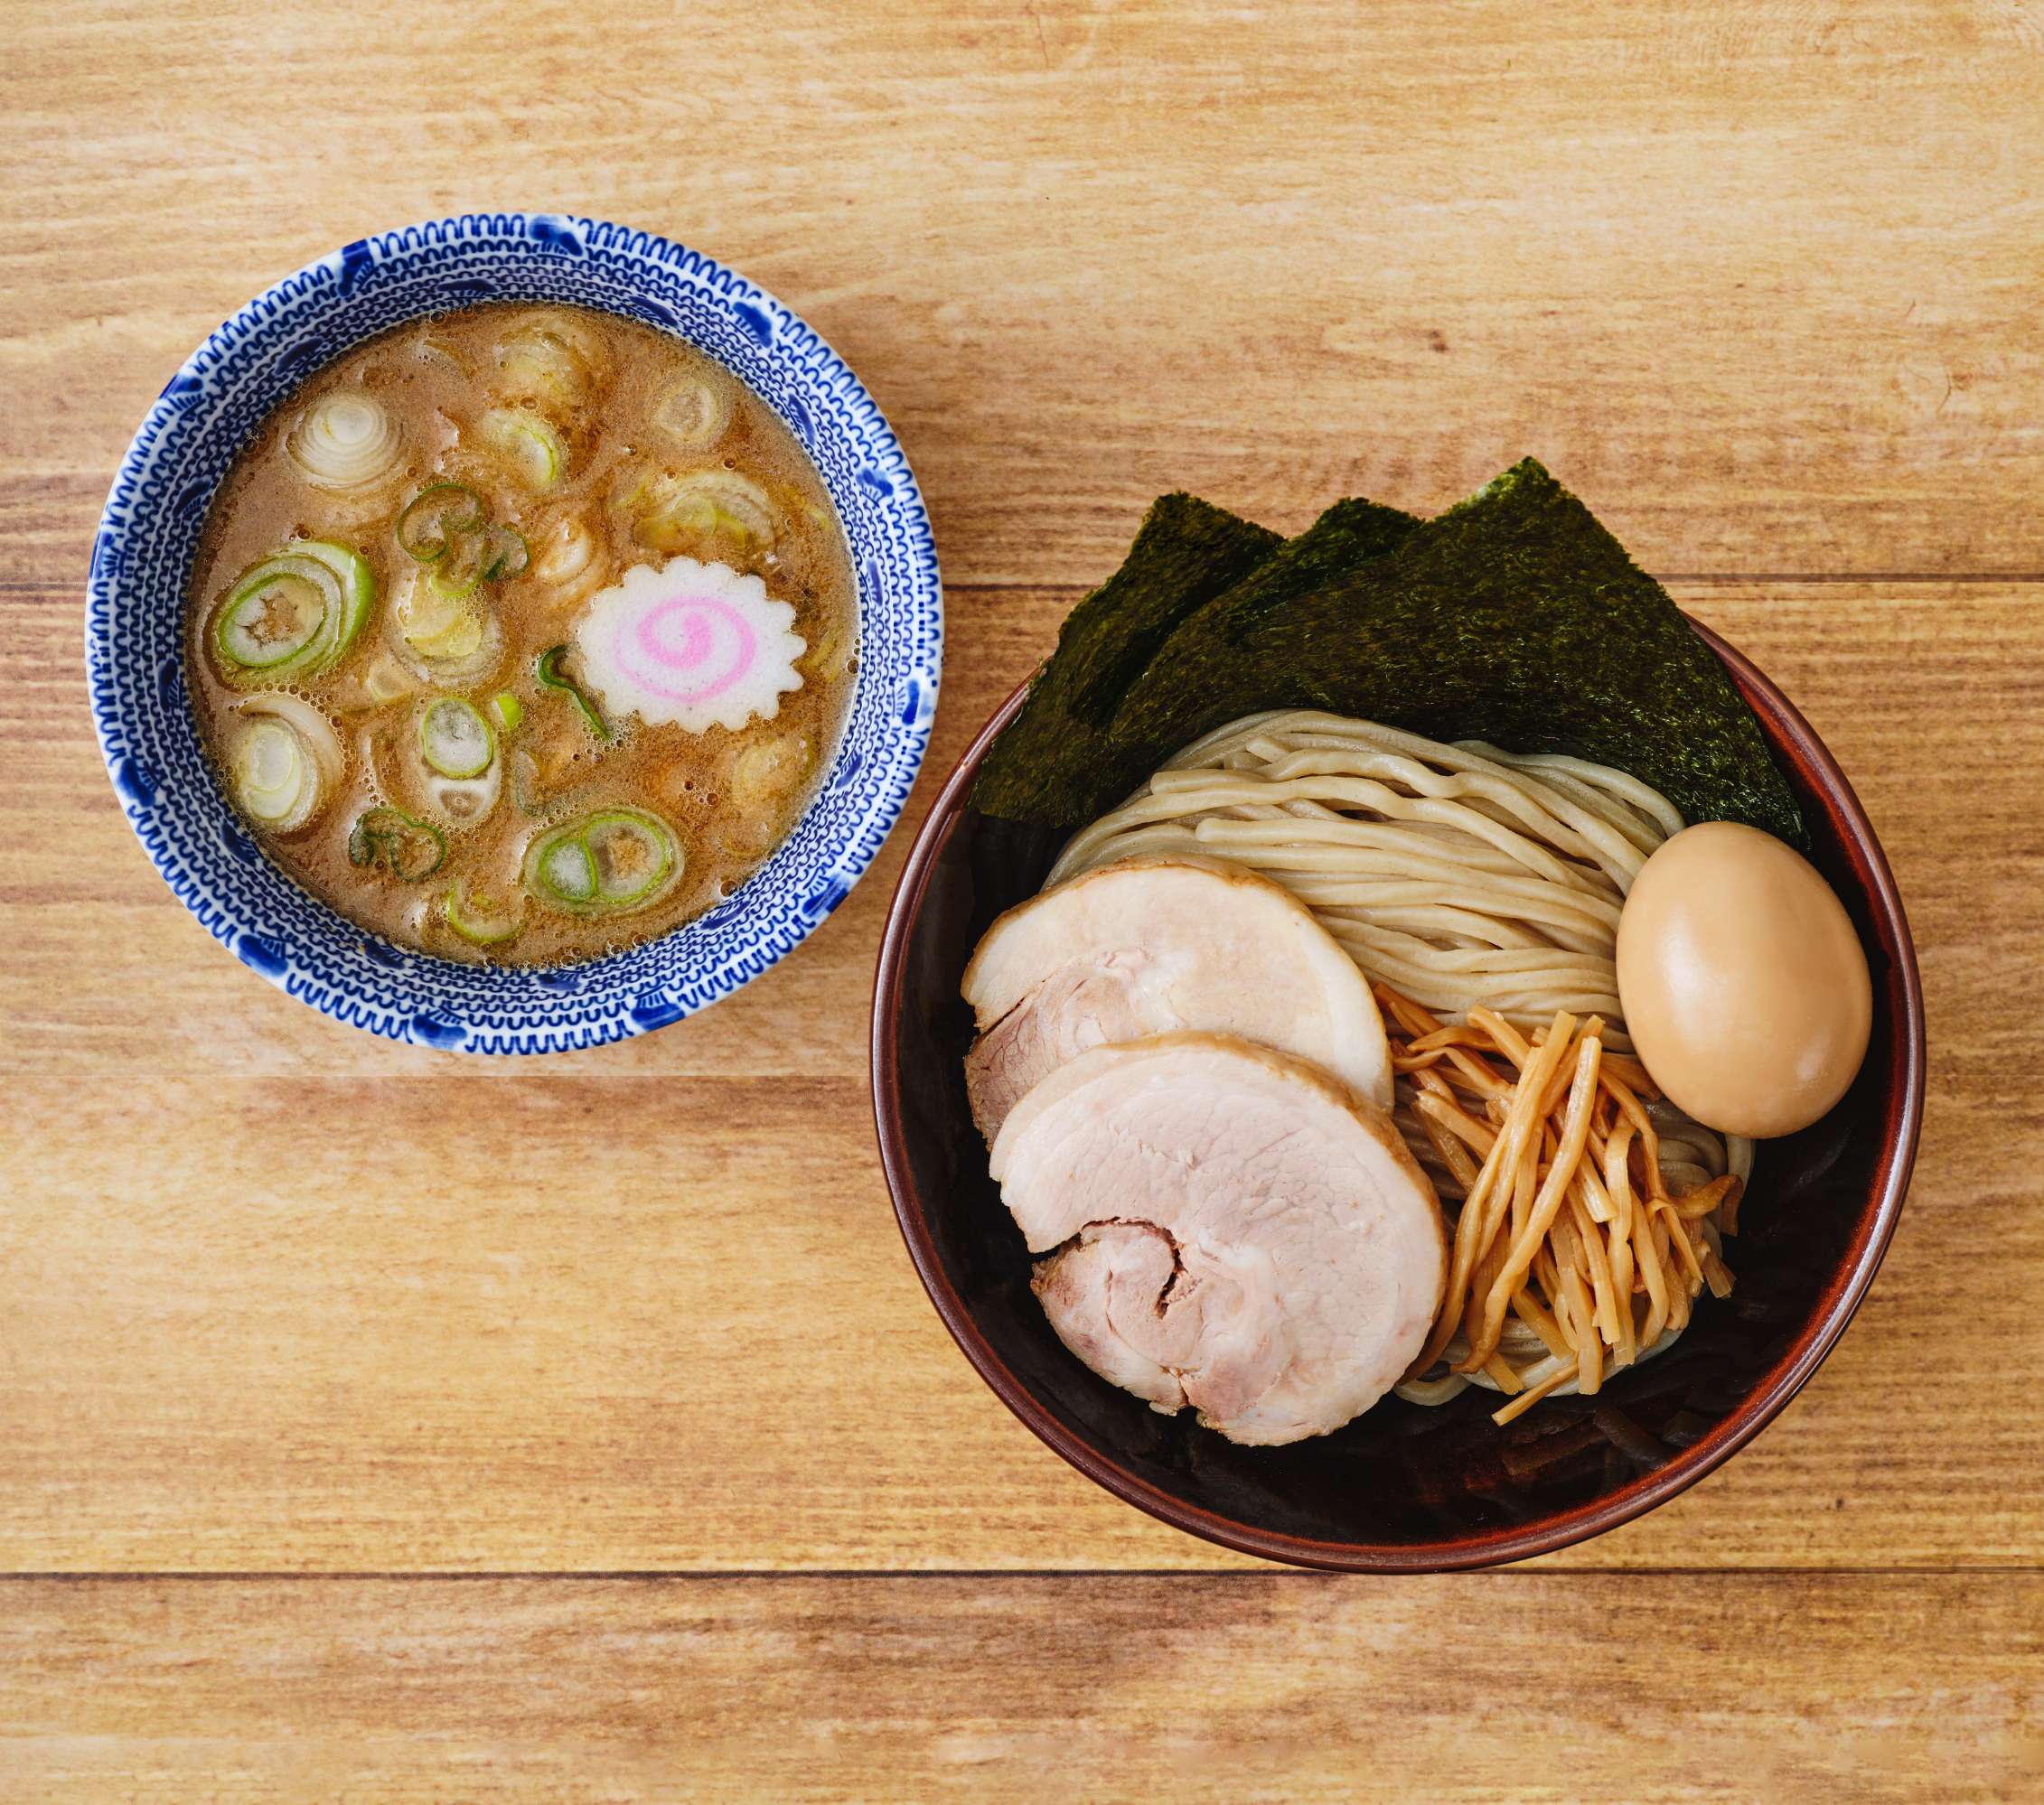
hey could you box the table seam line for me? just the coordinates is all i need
[0,1563,2033,1582]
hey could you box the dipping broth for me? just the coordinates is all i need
[185,304,858,965]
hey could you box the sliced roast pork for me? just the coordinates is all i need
[989,1033,1446,1445]
[961,856,1392,1139]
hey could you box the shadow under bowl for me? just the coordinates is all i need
[871,622,1923,1570]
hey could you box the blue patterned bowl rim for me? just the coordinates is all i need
[86,212,942,1053]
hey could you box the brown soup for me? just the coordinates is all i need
[185,303,858,965]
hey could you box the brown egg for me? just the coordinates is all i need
[1616,822,1871,1139]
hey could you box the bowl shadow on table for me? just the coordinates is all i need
[886,765,1901,1563]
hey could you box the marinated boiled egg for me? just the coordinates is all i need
[1615,822,1871,1138]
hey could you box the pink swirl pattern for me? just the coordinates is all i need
[613,594,758,705]
[575,556,804,734]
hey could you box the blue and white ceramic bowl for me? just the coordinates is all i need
[87,213,942,1053]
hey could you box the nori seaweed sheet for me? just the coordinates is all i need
[970,493,1285,823]
[980,459,1802,844]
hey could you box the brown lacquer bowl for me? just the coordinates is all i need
[872,623,1924,1570]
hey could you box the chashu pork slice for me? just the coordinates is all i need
[990,1033,1446,1446]
[962,855,1392,1140]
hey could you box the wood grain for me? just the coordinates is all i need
[4,0,2040,1792]
[3,576,2039,1571]
[5,2,2044,589]
[3,1575,2039,1801]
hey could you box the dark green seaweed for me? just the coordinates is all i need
[971,494,1285,824]
[982,459,1802,844]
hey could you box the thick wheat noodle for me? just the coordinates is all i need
[1328,917,1565,961]
[1299,888,1621,949]
[1462,741,1687,838]
[1322,936,1627,1023]
[1202,789,1635,899]
[1055,710,1702,1050]
[1263,874,1624,939]
[1067,772,1621,891]
[1252,750,1655,882]
[1194,819,1601,892]
[1139,774,1622,891]
[1325,926,1630,1035]
[1175,715,1661,876]
[1377,941,1624,976]
[1324,903,1612,959]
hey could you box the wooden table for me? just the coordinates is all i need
[5,3,2040,1797]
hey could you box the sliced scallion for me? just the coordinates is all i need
[532,513,605,598]
[428,524,491,600]
[493,313,611,414]
[490,690,523,734]
[650,374,733,452]
[538,835,597,903]
[286,390,404,493]
[210,541,375,685]
[348,805,446,882]
[586,810,676,904]
[229,718,314,828]
[630,468,776,554]
[235,692,344,818]
[477,408,565,489]
[215,560,330,671]
[397,482,485,565]
[419,697,495,779]
[427,772,500,825]
[444,880,522,947]
[410,709,505,828]
[481,523,530,582]
[392,566,490,666]
[361,654,420,706]
[295,539,377,658]
[536,644,610,740]
[523,807,680,915]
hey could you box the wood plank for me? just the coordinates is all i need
[10,0,2042,1781]
[3,575,2039,1571]
[2,1574,2039,1800]
[5,1,2044,586]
